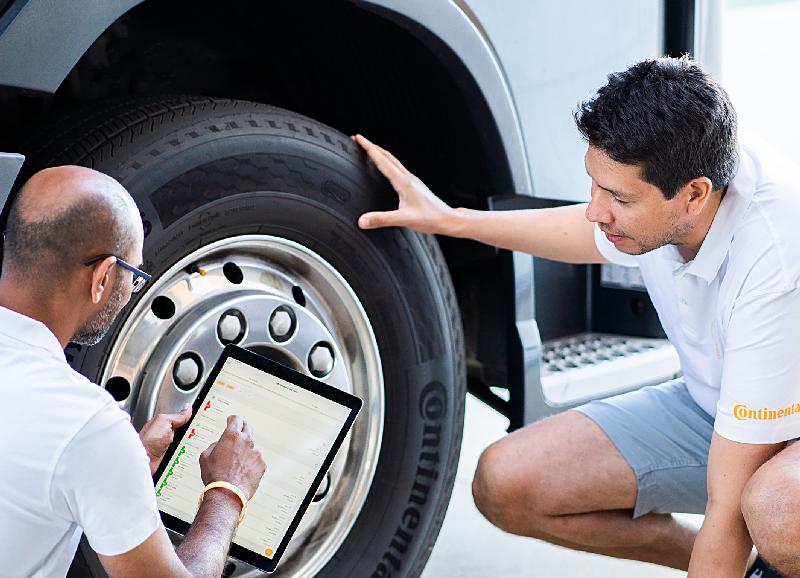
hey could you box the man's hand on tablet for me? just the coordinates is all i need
[139,404,193,475]
[200,414,267,501]
[100,415,267,578]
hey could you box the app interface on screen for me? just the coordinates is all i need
[155,357,351,558]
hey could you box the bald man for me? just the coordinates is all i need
[0,166,266,578]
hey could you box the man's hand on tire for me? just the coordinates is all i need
[200,415,267,501]
[353,134,457,235]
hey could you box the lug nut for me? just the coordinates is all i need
[217,310,245,344]
[173,354,202,390]
[269,306,296,342]
[308,342,334,377]
[313,472,331,502]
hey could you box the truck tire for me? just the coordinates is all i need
[22,97,465,578]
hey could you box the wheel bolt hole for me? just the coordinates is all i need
[151,296,176,320]
[105,376,131,402]
[308,342,335,378]
[313,472,331,503]
[218,309,247,345]
[292,285,306,307]
[269,306,297,343]
[173,353,203,391]
[223,262,244,285]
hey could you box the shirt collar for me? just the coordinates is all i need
[0,305,66,362]
[676,146,757,283]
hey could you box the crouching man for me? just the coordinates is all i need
[354,56,800,577]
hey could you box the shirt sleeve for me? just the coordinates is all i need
[593,223,639,267]
[715,287,800,443]
[50,402,160,556]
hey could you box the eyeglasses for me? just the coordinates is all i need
[83,254,152,293]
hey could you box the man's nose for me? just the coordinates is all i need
[585,190,612,225]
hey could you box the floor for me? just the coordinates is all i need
[421,396,688,578]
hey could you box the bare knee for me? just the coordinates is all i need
[472,424,564,531]
[472,439,520,529]
[743,462,800,576]
[472,411,636,534]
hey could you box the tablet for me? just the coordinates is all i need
[153,344,362,573]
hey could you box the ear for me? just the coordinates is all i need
[682,176,713,215]
[89,256,117,305]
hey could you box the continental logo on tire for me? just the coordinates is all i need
[372,382,447,578]
[733,403,800,421]
[419,381,447,422]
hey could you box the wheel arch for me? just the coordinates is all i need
[0,0,530,199]
[0,0,525,424]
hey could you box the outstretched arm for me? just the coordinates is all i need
[354,135,605,264]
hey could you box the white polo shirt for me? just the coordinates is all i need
[0,306,160,577]
[595,145,800,444]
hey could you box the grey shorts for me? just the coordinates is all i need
[573,379,714,518]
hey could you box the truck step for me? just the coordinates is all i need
[540,333,681,403]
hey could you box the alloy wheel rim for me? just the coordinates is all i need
[100,235,385,577]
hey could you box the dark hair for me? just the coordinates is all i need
[2,187,133,283]
[575,56,738,200]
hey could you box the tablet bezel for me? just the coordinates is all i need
[153,343,362,573]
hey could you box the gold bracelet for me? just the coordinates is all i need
[197,481,248,526]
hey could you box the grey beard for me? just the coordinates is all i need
[72,281,127,346]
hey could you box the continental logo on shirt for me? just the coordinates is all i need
[733,403,800,421]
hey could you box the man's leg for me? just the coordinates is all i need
[742,442,800,577]
[472,410,701,570]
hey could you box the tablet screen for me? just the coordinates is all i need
[155,356,352,559]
